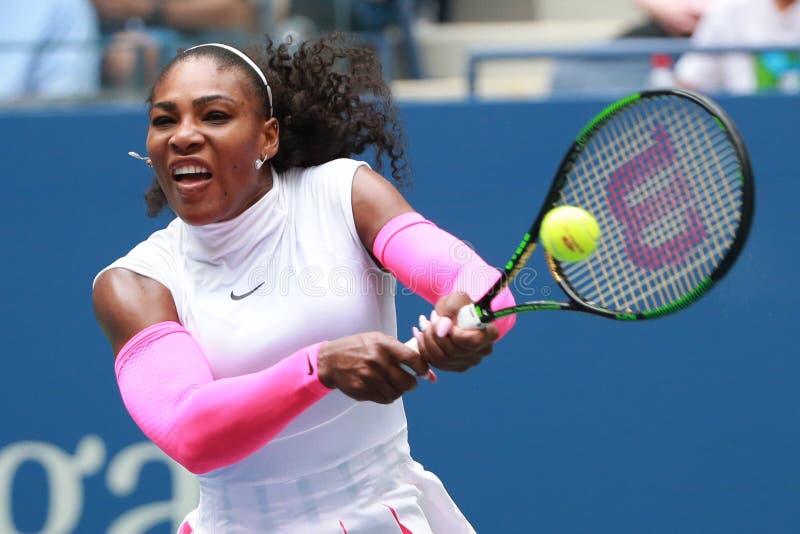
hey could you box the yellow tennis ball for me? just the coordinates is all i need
[539,206,601,262]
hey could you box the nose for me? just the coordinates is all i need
[169,118,204,153]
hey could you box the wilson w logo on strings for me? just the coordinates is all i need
[607,123,707,270]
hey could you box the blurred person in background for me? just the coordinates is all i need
[551,0,713,95]
[622,0,712,38]
[93,0,261,89]
[282,0,424,78]
[616,0,714,90]
[286,0,442,31]
[675,0,800,94]
[0,0,100,100]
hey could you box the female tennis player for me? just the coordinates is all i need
[92,35,515,533]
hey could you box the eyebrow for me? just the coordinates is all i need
[151,94,238,112]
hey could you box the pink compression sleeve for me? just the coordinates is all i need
[114,322,332,474]
[373,212,516,338]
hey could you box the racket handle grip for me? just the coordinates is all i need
[399,345,437,382]
[456,304,486,330]
[400,304,484,382]
[400,339,434,381]
[404,305,484,353]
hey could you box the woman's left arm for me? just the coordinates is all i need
[351,166,515,372]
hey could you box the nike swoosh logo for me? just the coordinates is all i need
[306,352,314,375]
[229,282,265,301]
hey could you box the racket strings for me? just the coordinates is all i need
[616,103,737,307]
[567,104,683,311]
[557,95,744,314]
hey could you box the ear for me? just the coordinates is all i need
[259,117,280,159]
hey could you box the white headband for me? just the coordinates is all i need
[185,43,274,117]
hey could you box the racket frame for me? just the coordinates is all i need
[473,89,755,323]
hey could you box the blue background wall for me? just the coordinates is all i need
[0,93,797,533]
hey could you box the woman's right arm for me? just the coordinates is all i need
[92,268,428,474]
[92,269,334,473]
[93,268,180,356]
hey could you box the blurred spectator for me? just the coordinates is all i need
[551,0,713,95]
[287,0,424,79]
[622,0,712,38]
[675,0,800,94]
[0,0,100,100]
[417,0,450,23]
[93,0,261,89]
[290,0,416,32]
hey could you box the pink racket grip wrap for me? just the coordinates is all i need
[114,322,331,474]
[375,212,517,345]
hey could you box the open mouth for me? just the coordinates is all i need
[173,165,212,182]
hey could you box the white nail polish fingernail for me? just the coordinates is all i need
[419,314,430,331]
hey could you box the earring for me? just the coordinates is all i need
[255,155,268,170]
[128,151,153,167]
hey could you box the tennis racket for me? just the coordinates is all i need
[404,88,754,360]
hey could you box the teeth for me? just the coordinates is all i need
[173,165,210,176]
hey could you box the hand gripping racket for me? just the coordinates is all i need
[404,88,754,361]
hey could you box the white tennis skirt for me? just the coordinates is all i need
[177,428,477,533]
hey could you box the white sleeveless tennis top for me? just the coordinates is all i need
[100,158,408,484]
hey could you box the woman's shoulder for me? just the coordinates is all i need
[283,158,370,199]
[129,218,184,258]
[295,158,371,180]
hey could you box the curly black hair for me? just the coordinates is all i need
[144,33,408,217]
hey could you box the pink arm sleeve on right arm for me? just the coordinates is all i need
[114,322,332,474]
[373,212,516,338]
